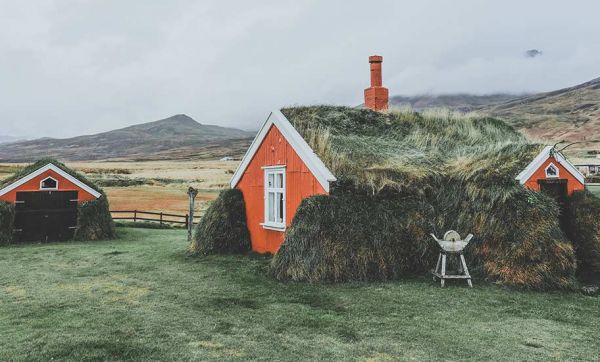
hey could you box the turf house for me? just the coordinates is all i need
[191,55,600,290]
[0,159,115,243]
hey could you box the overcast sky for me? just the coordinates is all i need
[1,0,599,138]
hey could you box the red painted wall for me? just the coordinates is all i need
[236,124,328,254]
[0,169,98,204]
[523,156,585,195]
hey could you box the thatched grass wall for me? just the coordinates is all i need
[565,191,600,282]
[188,189,250,255]
[269,106,588,290]
[271,193,435,282]
[0,201,15,245]
[74,195,116,241]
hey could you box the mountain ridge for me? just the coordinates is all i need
[0,114,254,162]
[390,77,600,151]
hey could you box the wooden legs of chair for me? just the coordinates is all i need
[432,251,472,287]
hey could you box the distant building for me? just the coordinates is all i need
[220,156,235,161]
[572,158,600,177]
[516,146,585,197]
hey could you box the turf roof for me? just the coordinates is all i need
[0,159,103,194]
[281,106,543,192]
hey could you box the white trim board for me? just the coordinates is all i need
[0,163,102,198]
[230,109,337,192]
[516,146,585,185]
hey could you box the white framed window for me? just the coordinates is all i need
[40,176,58,190]
[545,163,559,178]
[262,166,286,231]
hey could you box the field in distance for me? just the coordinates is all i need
[0,159,239,217]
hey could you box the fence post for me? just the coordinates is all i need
[185,214,189,229]
[134,210,137,223]
[187,187,198,242]
[160,212,163,226]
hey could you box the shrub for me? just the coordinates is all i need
[0,201,15,244]
[74,195,116,241]
[188,189,250,255]
[565,190,600,282]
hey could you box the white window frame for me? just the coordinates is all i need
[261,166,286,231]
[40,176,59,190]
[545,162,559,178]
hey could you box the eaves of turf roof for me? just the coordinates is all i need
[0,158,104,194]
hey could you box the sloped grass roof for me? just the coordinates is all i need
[281,106,541,192]
[0,158,102,193]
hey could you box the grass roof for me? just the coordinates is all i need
[0,159,102,194]
[281,106,542,193]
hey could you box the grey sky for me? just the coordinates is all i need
[1,0,599,138]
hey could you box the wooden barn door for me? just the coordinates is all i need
[538,179,568,229]
[14,191,78,242]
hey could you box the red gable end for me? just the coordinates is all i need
[236,124,327,253]
[517,146,585,196]
[0,166,100,204]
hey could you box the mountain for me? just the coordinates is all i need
[390,77,600,151]
[0,114,255,162]
[479,77,600,149]
[390,93,521,112]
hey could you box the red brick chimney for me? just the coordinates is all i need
[364,55,389,111]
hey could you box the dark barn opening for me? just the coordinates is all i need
[14,191,78,242]
[538,179,569,229]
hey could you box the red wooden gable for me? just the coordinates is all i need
[236,124,327,253]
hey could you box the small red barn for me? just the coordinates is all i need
[0,162,101,241]
[516,145,585,197]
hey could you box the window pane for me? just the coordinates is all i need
[41,178,57,189]
[276,173,283,188]
[268,174,274,188]
[278,192,284,223]
[268,192,275,222]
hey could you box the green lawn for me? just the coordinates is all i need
[0,228,598,361]
[587,184,600,199]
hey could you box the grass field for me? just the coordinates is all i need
[0,228,599,361]
[587,184,600,199]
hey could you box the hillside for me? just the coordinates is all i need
[390,78,600,152]
[0,115,254,162]
[480,77,600,149]
[390,93,520,112]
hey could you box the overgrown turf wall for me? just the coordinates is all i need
[188,189,251,255]
[74,194,116,241]
[271,181,577,290]
[564,190,600,282]
[0,201,15,244]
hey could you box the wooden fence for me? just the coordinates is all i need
[110,210,199,227]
